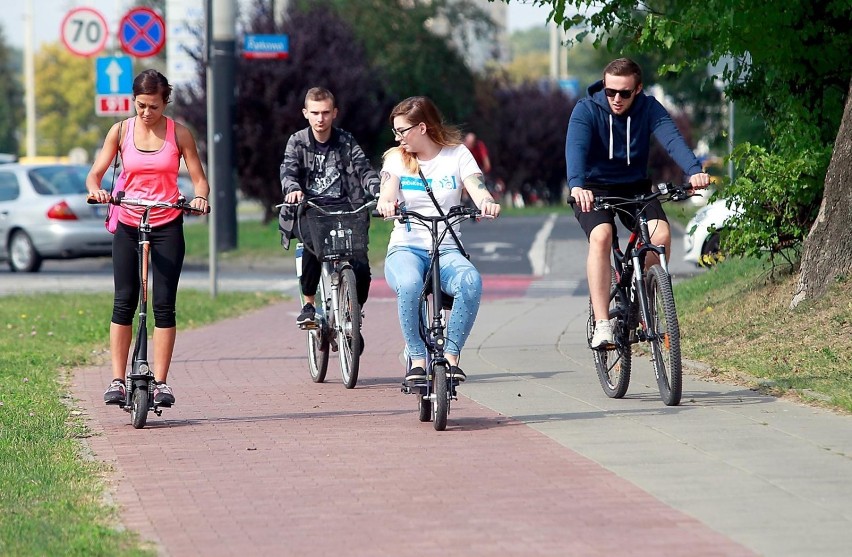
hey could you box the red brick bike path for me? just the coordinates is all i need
[73,283,753,557]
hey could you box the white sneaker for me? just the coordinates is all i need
[591,319,614,349]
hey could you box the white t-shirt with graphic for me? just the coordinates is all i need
[382,144,481,251]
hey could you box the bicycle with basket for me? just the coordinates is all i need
[285,199,374,389]
[570,183,696,406]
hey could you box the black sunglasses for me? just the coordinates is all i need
[604,88,635,99]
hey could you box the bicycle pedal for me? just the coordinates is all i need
[299,321,319,330]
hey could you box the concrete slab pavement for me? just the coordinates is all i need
[459,233,852,557]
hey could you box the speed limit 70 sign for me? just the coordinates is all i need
[61,7,109,57]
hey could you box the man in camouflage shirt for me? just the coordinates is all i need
[279,87,380,326]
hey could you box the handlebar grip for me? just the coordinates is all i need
[87,191,124,205]
[566,196,576,206]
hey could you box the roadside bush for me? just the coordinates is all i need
[725,133,828,266]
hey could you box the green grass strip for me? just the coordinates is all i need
[0,290,280,556]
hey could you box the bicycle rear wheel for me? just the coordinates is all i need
[337,268,362,389]
[589,268,631,398]
[646,264,682,406]
[433,364,449,431]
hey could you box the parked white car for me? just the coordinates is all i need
[683,198,739,266]
[0,163,113,272]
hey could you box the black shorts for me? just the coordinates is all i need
[572,181,668,239]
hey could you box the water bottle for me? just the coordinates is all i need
[295,242,304,278]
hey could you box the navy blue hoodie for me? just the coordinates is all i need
[565,80,702,189]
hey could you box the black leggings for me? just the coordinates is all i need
[300,249,371,306]
[112,217,185,328]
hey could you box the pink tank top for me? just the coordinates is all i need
[117,116,182,228]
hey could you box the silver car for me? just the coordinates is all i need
[0,163,113,272]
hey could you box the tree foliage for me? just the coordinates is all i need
[317,0,483,125]
[35,44,112,158]
[540,0,852,259]
[469,78,574,201]
[175,1,389,221]
[0,26,23,155]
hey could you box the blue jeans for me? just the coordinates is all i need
[384,245,483,360]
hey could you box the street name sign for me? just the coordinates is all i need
[243,34,289,59]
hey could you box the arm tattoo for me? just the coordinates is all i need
[470,173,487,190]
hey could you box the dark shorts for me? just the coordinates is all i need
[572,181,668,239]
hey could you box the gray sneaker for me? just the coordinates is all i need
[153,382,175,406]
[103,379,126,405]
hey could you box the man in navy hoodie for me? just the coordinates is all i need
[566,58,710,348]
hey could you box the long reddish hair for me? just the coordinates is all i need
[383,96,462,173]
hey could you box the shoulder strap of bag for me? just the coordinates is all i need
[173,118,182,158]
[108,120,123,193]
[417,167,469,260]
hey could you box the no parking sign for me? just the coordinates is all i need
[119,7,166,58]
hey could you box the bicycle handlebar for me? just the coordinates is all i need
[87,192,210,214]
[383,205,492,223]
[566,183,698,209]
[275,199,377,215]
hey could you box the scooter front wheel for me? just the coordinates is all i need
[130,388,148,429]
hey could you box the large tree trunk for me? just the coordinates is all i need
[791,78,852,309]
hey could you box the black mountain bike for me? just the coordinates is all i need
[570,183,695,406]
[386,205,490,431]
[281,199,374,389]
[89,192,207,428]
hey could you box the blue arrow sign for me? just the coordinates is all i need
[96,56,133,95]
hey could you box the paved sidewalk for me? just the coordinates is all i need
[75,292,753,557]
[71,215,852,557]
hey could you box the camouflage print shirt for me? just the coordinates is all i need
[278,127,380,250]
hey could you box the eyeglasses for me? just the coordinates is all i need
[392,124,418,139]
[604,88,635,99]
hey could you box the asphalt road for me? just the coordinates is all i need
[0,213,702,296]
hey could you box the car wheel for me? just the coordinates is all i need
[699,231,723,267]
[9,230,43,272]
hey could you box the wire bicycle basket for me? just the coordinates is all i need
[306,209,369,261]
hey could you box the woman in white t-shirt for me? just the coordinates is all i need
[376,96,501,385]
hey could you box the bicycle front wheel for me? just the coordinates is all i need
[433,364,449,431]
[646,264,682,406]
[337,268,362,389]
[590,267,631,398]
